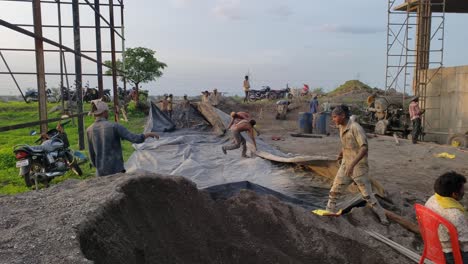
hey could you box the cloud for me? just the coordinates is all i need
[212,0,245,20]
[318,24,385,34]
[267,5,293,19]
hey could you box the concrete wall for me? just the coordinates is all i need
[424,65,468,144]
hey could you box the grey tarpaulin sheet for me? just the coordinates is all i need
[144,101,176,133]
[126,106,333,207]
[125,129,329,206]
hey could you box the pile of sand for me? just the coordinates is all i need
[0,173,413,264]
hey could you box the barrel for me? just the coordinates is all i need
[298,112,312,134]
[316,112,331,134]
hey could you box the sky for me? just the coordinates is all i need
[0,0,467,96]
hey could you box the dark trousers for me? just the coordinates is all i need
[222,130,247,157]
[412,118,422,143]
[444,251,468,264]
[243,91,249,102]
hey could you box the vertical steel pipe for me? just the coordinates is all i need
[72,0,85,150]
[32,0,48,133]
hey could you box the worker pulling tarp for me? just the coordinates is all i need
[144,101,176,133]
[126,102,385,208]
[125,128,331,206]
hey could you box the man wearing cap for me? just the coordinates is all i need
[325,105,389,225]
[409,96,424,144]
[87,100,159,176]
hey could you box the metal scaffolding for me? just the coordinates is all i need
[0,0,126,149]
[385,0,446,110]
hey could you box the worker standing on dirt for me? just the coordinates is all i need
[87,100,159,176]
[310,95,320,131]
[210,88,221,107]
[159,95,169,116]
[425,171,467,263]
[180,95,191,127]
[325,105,389,225]
[243,75,250,103]
[409,96,424,144]
[222,119,257,158]
[201,91,210,103]
[167,94,174,119]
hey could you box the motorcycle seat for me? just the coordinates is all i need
[28,139,64,153]
[28,145,48,153]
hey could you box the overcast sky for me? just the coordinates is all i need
[0,0,467,96]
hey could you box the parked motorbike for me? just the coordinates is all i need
[248,86,271,101]
[118,87,131,102]
[83,87,111,103]
[13,119,87,189]
[24,88,56,103]
[61,86,78,102]
[268,87,291,100]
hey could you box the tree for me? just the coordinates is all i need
[311,87,325,95]
[105,47,167,104]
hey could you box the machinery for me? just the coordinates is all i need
[362,94,413,138]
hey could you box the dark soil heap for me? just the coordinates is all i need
[0,173,411,264]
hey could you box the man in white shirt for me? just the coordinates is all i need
[425,171,467,263]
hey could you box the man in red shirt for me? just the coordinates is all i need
[409,96,425,144]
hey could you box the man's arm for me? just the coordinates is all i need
[86,131,96,168]
[248,128,257,151]
[345,124,368,176]
[337,150,343,161]
[227,117,235,129]
[115,124,158,144]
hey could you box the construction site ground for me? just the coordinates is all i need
[1,93,467,264]
[219,95,468,209]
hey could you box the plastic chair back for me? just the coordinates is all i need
[414,204,463,264]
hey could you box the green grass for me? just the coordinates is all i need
[0,101,147,195]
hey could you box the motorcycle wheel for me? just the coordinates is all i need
[24,162,44,187]
[287,93,293,99]
[25,97,33,103]
[71,163,83,176]
[23,172,33,187]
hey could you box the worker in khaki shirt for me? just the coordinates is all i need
[243,75,250,103]
[326,105,389,225]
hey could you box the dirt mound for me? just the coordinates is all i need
[328,80,374,97]
[0,173,412,264]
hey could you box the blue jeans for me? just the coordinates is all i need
[444,251,468,264]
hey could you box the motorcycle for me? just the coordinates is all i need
[61,86,78,102]
[118,87,132,102]
[83,87,111,103]
[24,88,57,103]
[268,87,291,100]
[13,119,87,189]
[248,86,271,101]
